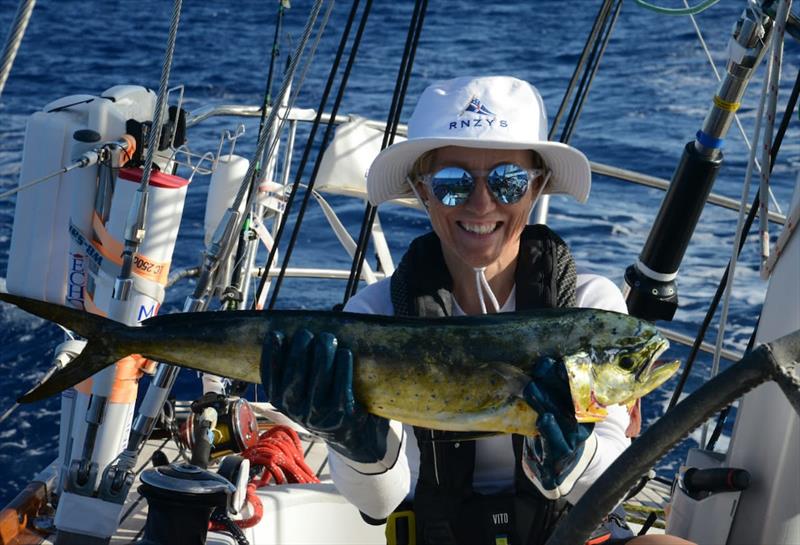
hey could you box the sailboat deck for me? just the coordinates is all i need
[28,430,670,544]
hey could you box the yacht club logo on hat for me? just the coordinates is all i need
[464,96,494,116]
[449,94,508,131]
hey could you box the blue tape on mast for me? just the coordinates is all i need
[696,130,724,149]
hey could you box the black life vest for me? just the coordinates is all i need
[389,224,577,545]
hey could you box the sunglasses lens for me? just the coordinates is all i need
[487,164,530,204]
[429,167,473,207]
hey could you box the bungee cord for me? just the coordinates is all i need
[343,0,429,304]
[266,0,376,310]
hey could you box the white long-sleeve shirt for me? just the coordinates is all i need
[329,273,631,520]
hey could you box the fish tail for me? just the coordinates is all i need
[0,292,132,403]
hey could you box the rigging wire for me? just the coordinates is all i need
[252,0,368,309]
[343,0,429,303]
[0,0,35,101]
[666,65,800,411]
[117,0,183,286]
[633,0,721,16]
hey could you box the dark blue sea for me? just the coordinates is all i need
[0,0,798,505]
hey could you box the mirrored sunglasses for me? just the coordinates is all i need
[420,163,546,207]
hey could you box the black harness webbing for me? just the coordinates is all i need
[389,225,577,545]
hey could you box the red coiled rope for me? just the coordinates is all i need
[210,425,320,532]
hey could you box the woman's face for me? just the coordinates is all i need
[417,146,541,272]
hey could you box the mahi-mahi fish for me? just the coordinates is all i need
[0,292,679,435]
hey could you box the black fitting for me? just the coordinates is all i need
[626,141,723,321]
[623,264,678,322]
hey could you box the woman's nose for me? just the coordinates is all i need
[464,177,495,212]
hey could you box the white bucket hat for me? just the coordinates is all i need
[366,75,592,206]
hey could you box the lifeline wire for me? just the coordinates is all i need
[267,0,375,310]
[253,0,364,309]
[0,0,35,100]
[666,65,800,410]
[343,0,429,303]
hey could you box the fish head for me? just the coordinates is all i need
[565,318,680,422]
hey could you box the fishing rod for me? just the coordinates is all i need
[267,0,376,310]
[186,0,327,315]
[124,0,331,470]
[251,0,369,309]
[222,0,291,311]
[623,2,773,321]
[343,0,429,303]
[551,0,620,144]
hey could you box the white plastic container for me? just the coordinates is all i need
[7,94,126,303]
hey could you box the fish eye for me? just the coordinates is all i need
[619,356,636,371]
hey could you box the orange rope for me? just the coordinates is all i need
[210,425,319,532]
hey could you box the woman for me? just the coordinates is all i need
[261,76,691,545]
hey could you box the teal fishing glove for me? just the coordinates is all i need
[260,329,390,465]
[521,357,596,500]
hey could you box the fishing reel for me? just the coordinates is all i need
[183,393,259,466]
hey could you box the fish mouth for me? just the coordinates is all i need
[635,337,670,381]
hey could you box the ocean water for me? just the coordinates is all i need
[0,0,798,506]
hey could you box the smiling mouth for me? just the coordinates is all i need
[458,221,501,235]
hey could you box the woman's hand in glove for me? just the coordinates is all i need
[260,329,390,464]
[521,356,596,499]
